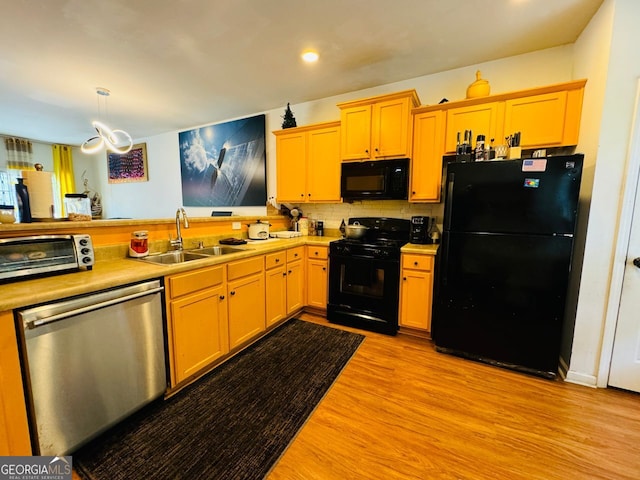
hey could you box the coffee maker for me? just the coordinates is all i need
[410,216,431,244]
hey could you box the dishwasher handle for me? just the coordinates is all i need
[26,286,164,329]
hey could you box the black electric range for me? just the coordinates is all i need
[327,217,410,335]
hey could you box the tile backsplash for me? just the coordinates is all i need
[290,200,444,230]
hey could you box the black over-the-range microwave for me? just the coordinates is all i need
[341,158,409,201]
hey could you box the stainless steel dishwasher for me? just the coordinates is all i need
[17,279,167,456]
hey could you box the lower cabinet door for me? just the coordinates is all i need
[228,272,266,349]
[286,260,304,314]
[306,259,328,309]
[171,284,229,384]
[399,269,433,331]
[266,265,287,327]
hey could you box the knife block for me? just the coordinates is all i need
[507,146,521,160]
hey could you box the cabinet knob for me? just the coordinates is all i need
[283,272,287,277]
[230,291,236,296]
[219,295,225,300]
[403,277,407,281]
[322,267,326,271]
[275,258,280,262]
[314,251,319,255]
[375,147,379,152]
[365,149,369,154]
[414,261,419,266]
[288,270,293,274]
[412,191,416,195]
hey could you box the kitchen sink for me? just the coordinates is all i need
[139,246,248,265]
[187,246,247,256]
[139,251,211,265]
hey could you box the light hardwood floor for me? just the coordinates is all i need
[268,313,640,480]
[72,313,639,480]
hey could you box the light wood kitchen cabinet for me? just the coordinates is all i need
[399,253,435,332]
[166,265,229,385]
[286,247,304,314]
[415,79,586,159]
[306,246,328,310]
[503,87,584,148]
[338,90,420,161]
[265,251,287,327]
[444,102,502,154]
[0,310,31,455]
[411,109,445,202]
[227,256,266,350]
[265,247,304,325]
[274,121,341,203]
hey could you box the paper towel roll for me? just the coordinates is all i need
[22,170,55,219]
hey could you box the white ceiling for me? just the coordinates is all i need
[0,0,603,146]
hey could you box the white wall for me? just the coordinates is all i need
[75,45,575,223]
[568,0,640,386]
[561,0,614,379]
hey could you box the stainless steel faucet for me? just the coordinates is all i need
[171,208,189,250]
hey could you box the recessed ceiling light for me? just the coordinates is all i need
[301,51,319,63]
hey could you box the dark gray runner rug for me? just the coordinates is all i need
[74,319,364,480]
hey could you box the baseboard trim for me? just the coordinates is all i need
[564,370,598,388]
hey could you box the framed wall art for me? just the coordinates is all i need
[107,143,148,184]
[178,114,266,207]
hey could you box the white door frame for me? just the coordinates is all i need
[597,78,640,387]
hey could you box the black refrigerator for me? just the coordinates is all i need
[432,154,583,378]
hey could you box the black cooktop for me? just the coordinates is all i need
[331,217,410,259]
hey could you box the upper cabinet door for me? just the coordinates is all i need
[372,97,413,159]
[503,91,568,148]
[340,104,372,161]
[307,124,341,202]
[274,121,341,203]
[444,102,501,154]
[411,110,444,202]
[338,90,420,161]
[275,130,307,203]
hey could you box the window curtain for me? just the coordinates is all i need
[52,144,75,216]
[5,137,33,169]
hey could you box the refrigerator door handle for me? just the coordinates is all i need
[445,172,455,230]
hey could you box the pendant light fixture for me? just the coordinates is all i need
[81,87,133,154]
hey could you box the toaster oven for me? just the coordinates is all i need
[0,234,95,282]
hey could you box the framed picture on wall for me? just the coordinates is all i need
[107,143,148,183]
[178,114,267,207]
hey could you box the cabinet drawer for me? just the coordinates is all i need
[168,265,224,299]
[265,251,286,270]
[402,254,434,272]
[228,256,264,281]
[287,246,304,263]
[306,245,328,260]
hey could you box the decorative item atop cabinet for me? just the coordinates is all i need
[273,121,341,204]
[281,103,297,129]
[466,70,491,99]
[337,89,420,161]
